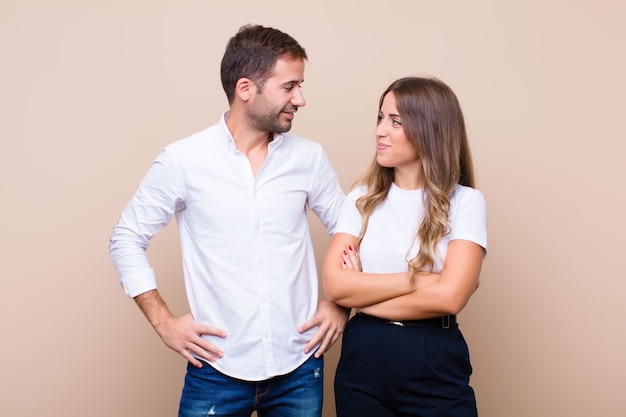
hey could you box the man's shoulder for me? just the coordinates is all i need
[165,124,221,152]
[279,132,324,153]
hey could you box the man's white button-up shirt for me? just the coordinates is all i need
[110,113,345,381]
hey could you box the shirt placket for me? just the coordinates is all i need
[251,182,276,375]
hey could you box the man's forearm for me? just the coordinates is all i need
[134,289,173,331]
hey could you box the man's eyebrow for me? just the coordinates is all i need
[282,80,304,86]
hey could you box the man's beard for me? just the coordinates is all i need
[248,109,292,133]
[247,98,296,133]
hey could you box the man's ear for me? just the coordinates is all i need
[235,78,256,102]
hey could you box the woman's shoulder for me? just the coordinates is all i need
[450,184,487,211]
[452,184,484,199]
[346,184,368,200]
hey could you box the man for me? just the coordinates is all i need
[109,24,348,417]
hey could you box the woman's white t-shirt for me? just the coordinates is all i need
[335,183,487,274]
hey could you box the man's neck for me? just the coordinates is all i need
[225,112,273,155]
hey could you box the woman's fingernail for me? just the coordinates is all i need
[348,245,353,251]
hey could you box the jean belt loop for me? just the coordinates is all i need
[442,315,451,329]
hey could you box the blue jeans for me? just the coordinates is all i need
[179,355,324,417]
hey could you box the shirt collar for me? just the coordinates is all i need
[219,111,285,151]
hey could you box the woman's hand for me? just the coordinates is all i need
[323,233,414,308]
[341,244,361,271]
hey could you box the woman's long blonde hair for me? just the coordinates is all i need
[355,76,475,282]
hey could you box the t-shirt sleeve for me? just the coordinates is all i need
[449,187,488,252]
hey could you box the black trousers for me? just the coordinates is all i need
[334,313,477,417]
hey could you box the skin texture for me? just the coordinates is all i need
[375,93,421,189]
[135,56,348,368]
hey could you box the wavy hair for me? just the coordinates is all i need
[355,76,475,282]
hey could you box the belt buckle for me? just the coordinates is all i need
[442,315,451,329]
[388,320,405,327]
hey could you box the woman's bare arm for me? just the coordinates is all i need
[322,232,416,308]
[359,239,484,320]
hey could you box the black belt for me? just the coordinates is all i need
[356,312,456,329]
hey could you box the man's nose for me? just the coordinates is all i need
[292,87,306,107]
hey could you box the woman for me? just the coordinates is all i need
[323,76,487,417]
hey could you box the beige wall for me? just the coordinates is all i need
[1,1,625,416]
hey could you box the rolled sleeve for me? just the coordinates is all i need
[118,267,157,298]
[109,147,184,298]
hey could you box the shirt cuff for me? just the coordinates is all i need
[119,268,157,298]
